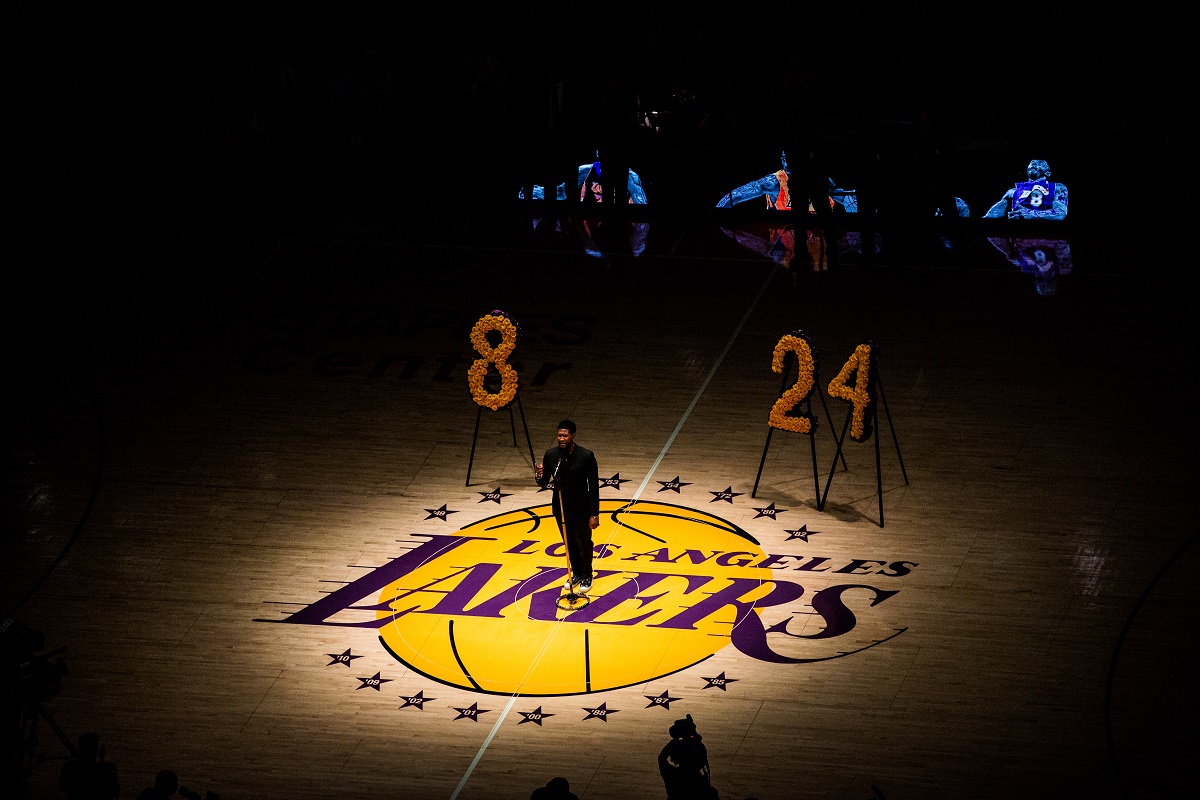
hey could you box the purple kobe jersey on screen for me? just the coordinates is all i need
[1013,180,1056,211]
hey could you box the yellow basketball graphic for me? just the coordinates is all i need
[376,499,769,695]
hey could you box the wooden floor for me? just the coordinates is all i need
[6,207,1196,800]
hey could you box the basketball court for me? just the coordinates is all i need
[7,198,1194,800]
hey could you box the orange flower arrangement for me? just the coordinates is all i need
[768,332,817,434]
[827,342,875,441]
[467,310,520,411]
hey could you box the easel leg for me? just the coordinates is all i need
[516,393,535,466]
[873,403,884,528]
[818,389,849,471]
[810,428,822,510]
[803,395,823,507]
[466,406,483,486]
[820,410,852,510]
[754,358,801,498]
[752,426,775,498]
[875,372,909,484]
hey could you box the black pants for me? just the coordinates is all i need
[554,510,593,581]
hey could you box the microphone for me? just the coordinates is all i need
[550,453,564,484]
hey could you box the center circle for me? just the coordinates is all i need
[377,498,767,695]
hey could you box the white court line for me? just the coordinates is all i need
[450,263,781,799]
[628,264,780,502]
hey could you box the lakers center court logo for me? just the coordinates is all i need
[256,497,913,696]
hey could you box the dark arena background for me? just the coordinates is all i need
[7,4,1192,800]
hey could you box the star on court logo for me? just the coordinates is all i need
[256,498,913,696]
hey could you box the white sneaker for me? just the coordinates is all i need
[564,575,576,591]
[577,577,592,593]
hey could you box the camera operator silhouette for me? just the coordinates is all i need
[4,618,71,793]
[658,713,719,799]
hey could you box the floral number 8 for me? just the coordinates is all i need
[468,311,520,411]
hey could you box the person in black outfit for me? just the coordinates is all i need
[534,419,599,593]
[658,714,718,799]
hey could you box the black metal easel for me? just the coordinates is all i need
[752,356,848,507]
[465,391,536,487]
[819,368,908,527]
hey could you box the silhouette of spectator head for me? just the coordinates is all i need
[60,731,119,800]
[154,769,179,795]
[531,774,577,799]
[77,732,101,760]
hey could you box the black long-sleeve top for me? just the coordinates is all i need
[537,444,600,522]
